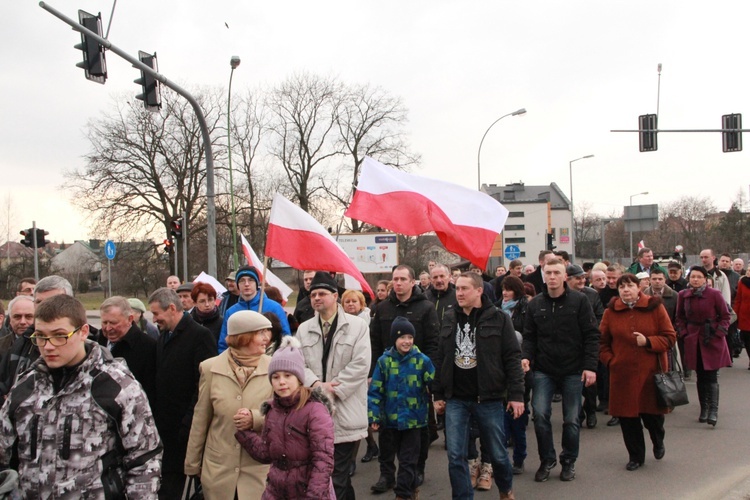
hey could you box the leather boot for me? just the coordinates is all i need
[706,383,719,426]
[697,383,709,423]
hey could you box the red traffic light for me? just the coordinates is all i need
[170,218,183,238]
[163,239,174,254]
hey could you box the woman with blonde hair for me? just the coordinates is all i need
[342,289,371,325]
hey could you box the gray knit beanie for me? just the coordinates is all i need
[268,336,306,383]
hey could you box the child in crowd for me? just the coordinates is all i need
[235,336,335,499]
[368,317,435,500]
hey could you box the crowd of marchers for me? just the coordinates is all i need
[0,245,746,499]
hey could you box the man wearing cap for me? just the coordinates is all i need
[217,265,291,354]
[219,271,240,317]
[626,248,667,276]
[666,262,688,292]
[296,271,371,500]
[148,287,217,499]
[566,264,603,430]
[177,282,195,312]
[129,297,160,340]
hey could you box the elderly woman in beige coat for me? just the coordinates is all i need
[185,310,275,499]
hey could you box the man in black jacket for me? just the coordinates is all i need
[433,272,525,500]
[526,251,554,294]
[522,258,599,483]
[149,287,217,499]
[424,264,457,326]
[370,265,439,491]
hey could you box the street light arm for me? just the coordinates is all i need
[476,108,526,190]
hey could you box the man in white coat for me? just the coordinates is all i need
[297,271,371,500]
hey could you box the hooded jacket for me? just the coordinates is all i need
[218,292,291,353]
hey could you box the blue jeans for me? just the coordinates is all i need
[445,399,513,498]
[503,406,529,465]
[531,371,582,464]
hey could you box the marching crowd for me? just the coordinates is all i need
[0,246,746,499]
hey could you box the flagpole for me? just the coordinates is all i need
[258,256,269,311]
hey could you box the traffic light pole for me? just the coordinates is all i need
[182,210,188,282]
[32,221,39,281]
[39,1,218,278]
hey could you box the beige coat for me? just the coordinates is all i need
[185,351,273,500]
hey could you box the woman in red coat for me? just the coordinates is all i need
[675,266,731,427]
[733,267,750,367]
[600,273,676,471]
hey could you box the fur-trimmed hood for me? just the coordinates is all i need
[260,385,335,417]
[607,292,663,312]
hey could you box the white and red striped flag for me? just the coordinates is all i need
[345,157,509,269]
[240,234,293,301]
[638,240,645,250]
[266,194,375,298]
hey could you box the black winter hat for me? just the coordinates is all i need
[391,316,415,346]
[309,271,338,294]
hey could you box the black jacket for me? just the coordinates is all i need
[522,285,600,376]
[190,307,223,345]
[526,267,544,294]
[293,296,315,326]
[153,313,217,473]
[96,323,157,403]
[433,296,525,403]
[370,286,439,374]
[580,287,605,325]
[424,286,458,326]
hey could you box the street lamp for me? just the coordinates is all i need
[477,108,527,190]
[629,191,648,261]
[568,154,594,264]
[228,55,241,270]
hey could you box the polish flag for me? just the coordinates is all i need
[266,194,375,299]
[240,234,294,301]
[345,156,509,269]
[638,240,645,250]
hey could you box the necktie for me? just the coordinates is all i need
[322,322,331,339]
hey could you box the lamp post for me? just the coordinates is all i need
[568,154,594,264]
[227,56,241,270]
[477,108,527,190]
[629,191,648,261]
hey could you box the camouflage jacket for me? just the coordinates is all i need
[0,341,162,499]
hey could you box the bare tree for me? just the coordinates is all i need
[266,73,342,212]
[65,88,225,271]
[660,196,717,254]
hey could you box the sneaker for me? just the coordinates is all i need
[499,490,516,500]
[512,462,525,475]
[469,459,480,488]
[534,461,556,482]
[586,413,597,429]
[560,462,576,481]
[476,463,492,491]
[415,472,424,487]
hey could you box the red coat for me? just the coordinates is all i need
[676,286,731,371]
[733,276,750,332]
[235,388,336,500]
[599,294,676,417]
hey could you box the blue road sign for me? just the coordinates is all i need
[105,240,116,260]
[504,244,521,260]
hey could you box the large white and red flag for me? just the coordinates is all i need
[638,240,645,250]
[240,234,293,301]
[266,193,375,298]
[345,156,509,269]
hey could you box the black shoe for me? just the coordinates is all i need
[370,476,395,493]
[415,472,424,487]
[607,417,620,426]
[436,414,445,431]
[512,463,525,475]
[430,431,439,444]
[560,462,576,481]
[586,413,597,429]
[653,444,665,460]
[361,445,379,462]
[626,461,643,471]
[534,461,556,482]
[552,393,563,403]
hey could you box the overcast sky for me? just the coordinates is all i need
[2,0,749,244]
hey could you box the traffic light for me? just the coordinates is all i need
[74,10,107,84]
[35,229,50,248]
[20,229,33,248]
[722,113,743,152]
[163,239,174,254]
[135,51,162,111]
[170,218,183,238]
[638,114,658,152]
[546,233,556,251]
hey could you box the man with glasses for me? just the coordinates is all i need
[0,294,162,498]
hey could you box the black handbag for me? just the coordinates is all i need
[654,354,689,409]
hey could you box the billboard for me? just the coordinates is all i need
[335,233,399,273]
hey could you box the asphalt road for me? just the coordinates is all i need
[351,353,750,500]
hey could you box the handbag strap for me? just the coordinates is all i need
[657,349,683,375]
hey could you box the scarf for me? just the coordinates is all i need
[501,299,518,314]
[692,284,707,298]
[623,300,637,309]
[194,305,220,322]
[227,348,262,386]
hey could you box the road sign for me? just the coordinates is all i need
[105,240,116,260]
[504,244,521,260]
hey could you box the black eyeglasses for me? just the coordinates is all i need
[30,326,82,347]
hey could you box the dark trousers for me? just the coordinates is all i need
[596,361,609,405]
[582,382,597,416]
[379,428,421,498]
[333,440,359,500]
[158,472,185,500]
[504,407,529,465]
[619,414,665,464]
